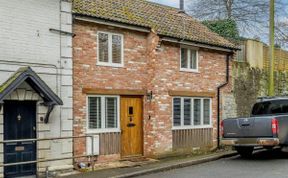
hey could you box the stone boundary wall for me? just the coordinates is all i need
[222,62,288,119]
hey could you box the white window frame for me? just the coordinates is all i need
[97,31,124,68]
[86,95,121,133]
[180,45,199,73]
[172,97,212,130]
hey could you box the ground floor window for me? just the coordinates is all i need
[173,97,212,129]
[87,95,120,132]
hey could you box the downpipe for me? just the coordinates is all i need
[217,54,231,148]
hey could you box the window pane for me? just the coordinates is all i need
[173,98,181,126]
[89,97,101,129]
[193,99,201,125]
[112,35,122,64]
[181,48,188,68]
[203,99,210,125]
[184,99,191,125]
[105,97,117,128]
[98,33,109,62]
[190,50,197,69]
[252,100,288,115]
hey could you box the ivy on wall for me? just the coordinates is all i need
[233,63,266,117]
[232,62,288,117]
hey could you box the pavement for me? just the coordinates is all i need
[61,150,238,178]
[138,148,288,178]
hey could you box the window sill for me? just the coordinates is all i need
[172,125,213,130]
[180,68,199,73]
[96,62,124,68]
[86,129,121,134]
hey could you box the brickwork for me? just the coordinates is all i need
[73,20,232,162]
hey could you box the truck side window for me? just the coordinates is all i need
[252,102,270,115]
[252,100,288,116]
[282,105,288,113]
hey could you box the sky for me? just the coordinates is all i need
[149,0,180,8]
[149,0,288,9]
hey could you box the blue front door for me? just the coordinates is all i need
[4,101,37,178]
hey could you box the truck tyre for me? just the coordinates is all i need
[235,146,254,158]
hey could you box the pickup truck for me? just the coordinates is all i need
[221,97,288,157]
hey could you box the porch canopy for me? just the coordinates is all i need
[0,66,63,123]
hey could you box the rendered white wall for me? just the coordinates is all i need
[0,0,73,176]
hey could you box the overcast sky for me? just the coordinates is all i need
[149,0,181,8]
[149,0,288,10]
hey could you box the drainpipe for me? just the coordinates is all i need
[217,54,231,148]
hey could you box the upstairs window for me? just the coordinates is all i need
[98,32,123,67]
[180,47,198,72]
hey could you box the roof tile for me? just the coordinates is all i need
[73,0,237,49]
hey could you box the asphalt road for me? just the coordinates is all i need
[138,149,288,178]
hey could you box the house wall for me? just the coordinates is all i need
[149,42,229,154]
[246,40,264,69]
[73,20,231,162]
[235,39,288,71]
[263,46,288,71]
[0,0,73,176]
[73,21,149,162]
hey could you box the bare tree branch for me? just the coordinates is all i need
[186,0,288,47]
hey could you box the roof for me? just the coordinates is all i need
[0,67,63,105]
[72,0,237,50]
[257,96,288,102]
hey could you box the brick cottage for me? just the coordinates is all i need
[72,0,237,163]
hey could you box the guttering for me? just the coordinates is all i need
[161,36,237,53]
[217,54,231,148]
[73,15,151,33]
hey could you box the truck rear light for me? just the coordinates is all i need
[271,118,279,135]
[220,120,224,137]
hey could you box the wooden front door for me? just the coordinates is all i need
[4,101,37,178]
[120,96,143,158]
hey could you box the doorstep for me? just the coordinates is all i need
[60,151,237,178]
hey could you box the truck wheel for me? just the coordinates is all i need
[235,146,254,158]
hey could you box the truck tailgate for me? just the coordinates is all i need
[223,117,273,138]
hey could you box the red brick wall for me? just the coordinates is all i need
[73,20,231,161]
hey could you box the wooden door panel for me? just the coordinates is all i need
[120,98,130,157]
[121,96,143,157]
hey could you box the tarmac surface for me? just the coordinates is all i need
[138,149,288,178]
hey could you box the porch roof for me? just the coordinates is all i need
[0,67,63,105]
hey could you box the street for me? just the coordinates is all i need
[138,149,288,178]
